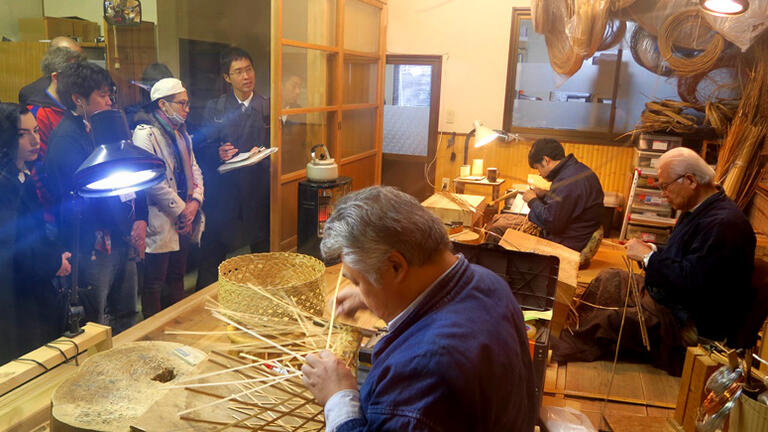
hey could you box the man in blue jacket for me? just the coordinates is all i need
[520,138,604,251]
[301,186,537,432]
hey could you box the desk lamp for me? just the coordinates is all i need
[63,109,165,337]
[463,120,517,166]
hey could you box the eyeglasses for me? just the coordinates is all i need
[167,100,191,110]
[658,174,687,192]
[229,66,254,78]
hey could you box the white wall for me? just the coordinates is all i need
[0,0,43,41]
[387,0,530,132]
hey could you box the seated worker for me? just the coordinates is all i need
[552,147,756,375]
[486,138,604,252]
[301,186,537,432]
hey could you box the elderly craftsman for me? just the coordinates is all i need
[301,186,537,432]
[552,147,756,375]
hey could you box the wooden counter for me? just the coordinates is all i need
[1,263,382,432]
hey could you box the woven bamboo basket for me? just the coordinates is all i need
[218,252,326,321]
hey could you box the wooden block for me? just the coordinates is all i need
[674,346,707,425]
[421,192,487,226]
[0,322,112,397]
[683,355,718,432]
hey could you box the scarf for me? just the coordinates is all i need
[153,110,195,200]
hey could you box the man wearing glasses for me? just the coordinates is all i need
[552,147,756,375]
[195,47,270,291]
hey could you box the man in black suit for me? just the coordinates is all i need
[195,47,270,290]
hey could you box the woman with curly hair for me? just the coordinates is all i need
[0,103,71,363]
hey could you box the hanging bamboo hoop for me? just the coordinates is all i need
[611,0,636,10]
[630,25,673,77]
[598,19,627,51]
[218,253,326,321]
[543,0,585,77]
[531,0,548,33]
[658,9,725,77]
[570,0,612,58]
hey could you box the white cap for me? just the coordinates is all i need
[150,78,185,102]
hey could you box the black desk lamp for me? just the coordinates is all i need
[63,109,165,337]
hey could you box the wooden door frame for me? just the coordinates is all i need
[383,54,442,187]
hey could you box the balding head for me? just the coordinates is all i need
[50,36,82,54]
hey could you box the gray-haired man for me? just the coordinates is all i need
[553,147,756,375]
[300,186,537,432]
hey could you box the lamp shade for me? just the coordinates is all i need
[700,0,748,15]
[73,110,165,197]
[473,120,501,148]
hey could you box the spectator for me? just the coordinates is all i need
[18,36,83,106]
[44,62,146,334]
[0,103,71,362]
[132,78,204,317]
[195,47,270,290]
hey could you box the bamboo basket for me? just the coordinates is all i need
[218,252,326,321]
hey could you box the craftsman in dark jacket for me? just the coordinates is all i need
[44,62,147,333]
[552,148,756,375]
[302,187,537,432]
[195,47,270,290]
[522,139,604,251]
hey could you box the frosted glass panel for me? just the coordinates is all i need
[282,0,336,46]
[344,0,379,52]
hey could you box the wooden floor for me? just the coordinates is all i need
[542,240,681,431]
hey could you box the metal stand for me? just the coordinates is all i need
[63,193,84,338]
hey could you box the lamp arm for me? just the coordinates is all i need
[463,129,476,166]
[63,193,85,338]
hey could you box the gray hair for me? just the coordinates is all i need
[41,47,86,76]
[321,186,450,284]
[658,147,715,185]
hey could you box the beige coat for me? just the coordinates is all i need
[132,123,204,253]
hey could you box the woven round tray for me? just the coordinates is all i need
[218,252,326,320]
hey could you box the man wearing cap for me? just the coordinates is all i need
[195,47,270,290]
[132,78,204,317]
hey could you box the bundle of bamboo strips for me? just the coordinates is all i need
[624,99,701,139]
[715,34,768,208]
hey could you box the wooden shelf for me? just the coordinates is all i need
[80,42,106,48]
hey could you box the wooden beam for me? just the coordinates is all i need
[113,283,218,346]
[0,322,112,397]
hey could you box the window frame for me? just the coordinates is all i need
[502,8,628,145]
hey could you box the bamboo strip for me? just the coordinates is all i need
[326,269,344,349]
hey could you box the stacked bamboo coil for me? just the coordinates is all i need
[218,252,326,321]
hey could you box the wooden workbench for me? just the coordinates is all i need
[2,263,382,432]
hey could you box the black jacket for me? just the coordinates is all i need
[196,92,270,248]
[645,190,756,341]
[0,162,21,363]
[0,161,66,362]
[18,76,50,106]
[43,113,148,254]
[528,154,605,251]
